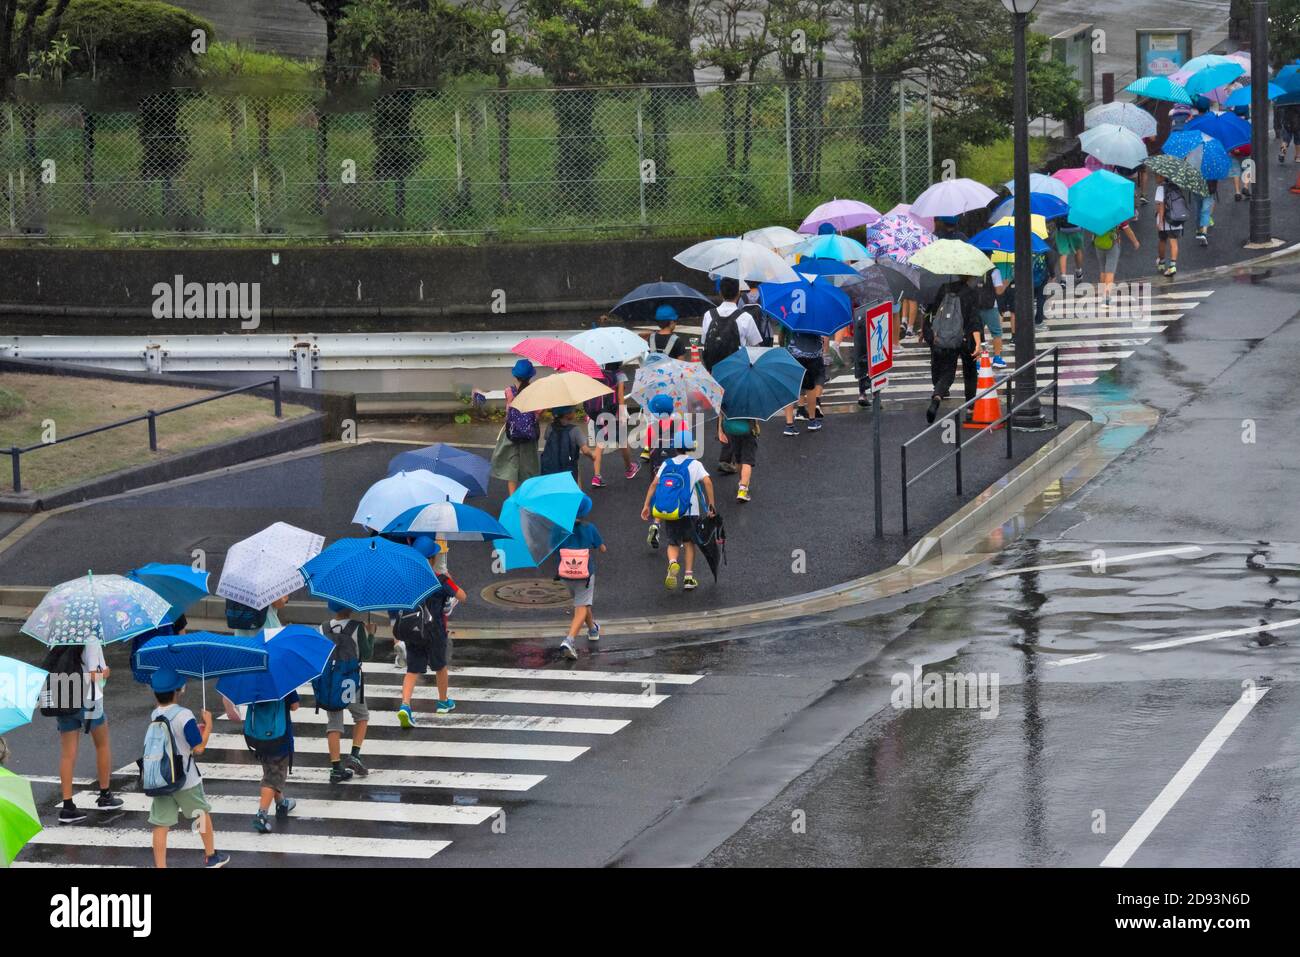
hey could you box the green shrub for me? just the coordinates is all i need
[42,0,213,82]
[0,388,25,420]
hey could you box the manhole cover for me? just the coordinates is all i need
[481,579,572,608]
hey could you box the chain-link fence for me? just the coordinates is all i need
[1,75,933,239]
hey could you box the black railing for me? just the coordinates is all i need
[901,347,1059,534]
[4,377,282,493]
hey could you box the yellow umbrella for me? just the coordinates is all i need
[510,371,611,413]
[988,214,1049,263]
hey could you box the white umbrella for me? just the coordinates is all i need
[1079,123,1148,168]
[910,178,998,218]
[567,326,649,365]
[1001,172,1070,203]
[353,469,469,531]
[674,238,800,283]
[741,226,805,252]
[215,522,324,610]
[1083,101,1158,139]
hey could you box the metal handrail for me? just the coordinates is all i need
[901,347,1059,534]
[4,377,282,493]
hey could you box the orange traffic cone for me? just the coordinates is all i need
[964,349,1004,430]
[1290,168,1300,196]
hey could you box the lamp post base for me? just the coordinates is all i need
[1243,238,1287,250]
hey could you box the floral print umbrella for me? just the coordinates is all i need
[21,573,171,646]
[628,354,723,418]
[865,213,935,262]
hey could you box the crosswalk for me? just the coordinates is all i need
[16,665,704,867]
[819,288,1214,407]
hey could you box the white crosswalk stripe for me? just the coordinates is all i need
[16,666,702,868]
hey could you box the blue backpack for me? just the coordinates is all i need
[138,706,187,796]
[312,620,364,712]
[651,458,696,521]
[225,599,267,632]
[243,699,289,756]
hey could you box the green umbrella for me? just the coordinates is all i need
[0,767,41,867]
[907,238,995,277]
[1143,154,1209,196]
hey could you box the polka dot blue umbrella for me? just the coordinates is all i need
[135,631,271,709]
[215,625,336,705]
[1162,130,1231,181]
[301,536,440,613]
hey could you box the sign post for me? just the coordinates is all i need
[866,301,894,539]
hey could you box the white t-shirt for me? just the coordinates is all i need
[702,301,763,348]
[151,703,203,790]
[654,455,710,516]
[81,639,106,718]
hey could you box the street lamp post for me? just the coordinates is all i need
[1247,0,1274,247]
[1003,0,1044,427]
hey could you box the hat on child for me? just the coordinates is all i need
[577,494,593,518]
[411,536,441,558]
[654,303,679,325]
[512,358,536,380]
[649,394,675,415]
[150,668,186,694]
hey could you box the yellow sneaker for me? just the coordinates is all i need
[665,561,681,589]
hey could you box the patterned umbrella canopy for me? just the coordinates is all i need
[627,353,723,417]
[884,203,936,233]
[1143,154,1209,196]
[907,239,994,278]
[1162,131,1230,181]
[215,522,325,610]
[1125,76,1193,105]
[865,213,934,261]
[1084,101,1158,138]
[301,537,440,613]
[22,573,171,646]
[512,337,603,378]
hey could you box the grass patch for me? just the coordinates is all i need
[0,388,23,419]
[959,136,1050,188]
[0,373,310,493]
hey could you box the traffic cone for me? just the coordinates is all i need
[1290,168,1300,195]
[964,349,1004,430]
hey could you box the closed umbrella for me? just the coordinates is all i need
[1125,76,1193,105]
[1083,102,1158,138]
[1066,170,1136,233]
[567,326,649,366]
[383,501,510,542]
[1080,123,1150,168]
[907,239,994,277]
[127,563,210,625]
[711,347,805,421]
[757,276,854,337]
[1143,153,1210,196]
[511,371,611,414]
[495,472,586,571]
[22,573,171,647]
[1002,172,1071,202]
[798,198,881,233]
[386,443,489,497]
[0,768,41,868]
[302,537,440,613]
[1162,130,1231,181]
[610,281,714,324]
[215,522,324,610]
[910,178,997,218]
[353,471,469,532]
[692,511,727,582]
[674,238,800,283]
[215,625,335,705]
[512,337,603,378]
[626,354,723,417]
[0,656,46,735]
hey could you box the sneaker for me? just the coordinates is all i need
[96,790,124,810]
[1166,263,1177,276]
[58,805,86,825]
[1074,269,1083,282]
[665,561,681,589]
[1139,195,1149,206]
[344,754,369,777]
[253,810,272,833]
[435,698,457,714]
[587,621,600,640]
[926,397,940,424]
[991,356,1007,369]
[814,404,824,419]
[1197,232,1208,247]
[783,424,799,436]
[396,704,415,729]
[716,461,737,474]
[591,474,605,488]
[646,524,660,549]
[736,486,751,503]
[795,406,809,420]
[560,638,578,660]
[683,574,699,591]
[275,798,297,816]
[445,596,458,618]
[807,419,823,432]
[330,765,354,784]
[857,394,870,408]
[625,462,640,480]
[394,641,407,671]
[639,449,652,462]
[204,852,231,869]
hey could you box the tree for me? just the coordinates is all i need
[695,0,773,169]
[769,0,833,193]
[298,0,353,88]
[656,0,696,84]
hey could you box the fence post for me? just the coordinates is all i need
[6,171,14,231]
[926,79,934,187]
[9,449,19,494]
[454,108,465,196]
[636,91,647,226]
[783,86,794,213]
[273,377,282,418]
[147,412,157,452]
[900,445,909,536]
[898,81,908,203]
[954,415,964,496]
[252,166,261,234]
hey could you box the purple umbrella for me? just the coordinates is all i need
[865,213,935,262]
[798,198,882,234]
[910,178,998,218]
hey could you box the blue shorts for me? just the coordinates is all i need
[980,308,1003,338]
[57,708,106,734]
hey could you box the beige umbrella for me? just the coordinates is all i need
[510,372,612,413]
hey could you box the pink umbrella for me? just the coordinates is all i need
[885,203,936,233]
[1052,167,1094,188]
[512,338,603,378]
[798,198,882,234]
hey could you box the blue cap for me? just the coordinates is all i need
[411,536,441,558]
[654,303,679,325]
[150,668,186,694]
[577,494,593,518]
[817,222,837,234]
[649,394,674,415]
[512,358,535,380]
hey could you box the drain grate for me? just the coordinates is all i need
[481,579,572,609]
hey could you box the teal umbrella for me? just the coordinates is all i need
[1125,76,1193,105]
[1066,170,1135,234]
[496,472,586,571]
[711,347,805,421]
[0,656,46,735]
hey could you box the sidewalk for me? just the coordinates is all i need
[0,404,1084,628]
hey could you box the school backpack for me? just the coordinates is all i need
[1093,229,1115,250]
[243,699,289,756]
[932,293,965,351]
[225,598,267,632]
[648,332,679,359]
[38,644,86,718]
[1163,185,1189,224]
[505,389,540,443]
[557,548,591,581]
[722,417,753,437]
[651,458,696,521]
[701,307,741,370]
[540,422,581,475]
[312,620,365,712]
[584,368,620,419]
[138,706,187,796]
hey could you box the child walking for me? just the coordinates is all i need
[557,495,606,660]
[642,431,717,591]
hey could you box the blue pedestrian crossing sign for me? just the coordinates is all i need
[866,301,894,390]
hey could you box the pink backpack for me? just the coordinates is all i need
[557,548,591,580]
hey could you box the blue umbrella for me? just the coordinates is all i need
[301,537,440,613]
[1066,170,1135,234]
[610,281,715,325]
[968,226,1050,256]
[1225,83,1285,108]
[1185,111,1251,151]
[792,232,872,263]
[135,631,270,709]
[757,276,853,337]
[1163,130,1231,181]
[0,656,47,734]
[214,626,334,705]
[988,193,1070,222]
[1126,76,1193,105]
[383,501,510,541]
[1184,62,1245,98]
[385,444,490,497]
[792,257,860,280]
[496,472,585,571]
[711,347,806,421]
[127,563,209,625]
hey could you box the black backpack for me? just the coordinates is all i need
[932,293,965,351]
[701,307,741,371]
[1163,184,1189,224]
[225,599,267,631]
[39,644,86,718]
[540,422,582,475]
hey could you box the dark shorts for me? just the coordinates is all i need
[723,433,758,467]
[406,629,450,674]
[662,518,694,548]
[259,753,291,792]
[1158,224,1184,238]
[794,355,826,390]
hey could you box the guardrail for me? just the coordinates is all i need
[4,377,282,493]
[900,347,1059,535]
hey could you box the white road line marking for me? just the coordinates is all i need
[1155,290,1214,299]
[1100,687,1269,868]
[1132,617,1300,652]
[203,733,587,763]
[28,826,449,860]
[1048,653,1107,668]
[75,790,499,826]
[218,710,630,734]
[326,684,669,709]
[365,664,702,685]
[114,762,544,792]
[985,545,1203,580]
[11,862,135,868]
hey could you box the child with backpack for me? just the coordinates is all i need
[587,362,637,487]
[490,358,541,495]
[244,687,299,831]
[641,431,717,591]
[647,304,689,360]
[1154,175,1188,276]
[142,668,227,868]
[540,406,596,480]
[393,542,467,728]
[920,278,982,424]
[717,408,759,503]
[557,495,606,660]
[317,600,373,782]
[701,277,763,372]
